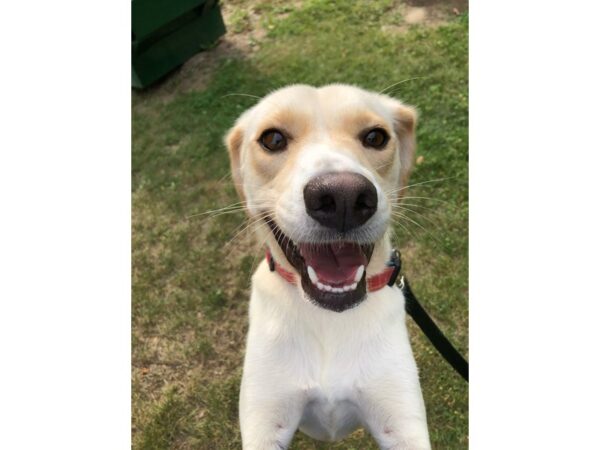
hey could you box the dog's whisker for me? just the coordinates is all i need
[222,218,258,247]
[233,218,270,251]
[385,176,457,195]
[390,216,419,242]
[378,77,427,95]
[390,195,452,205]
[215,171,234,184]
[391,211,445,247]
[187,199,275,221]
[187,198,251,214]
[223,221,262,257]
[224,224,270,267]
[187,204,247,219]
[221,92,264,101]
[392,206,439,229]
[391,202,439,212]
[223,212,273,252]
[187,207,255,224]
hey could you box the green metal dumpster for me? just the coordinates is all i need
[132,0,226,89]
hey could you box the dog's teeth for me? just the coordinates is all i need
[318,282,332,292]
[354,265,365,282]
[314,278,357,293]
[317,282,333,292]
[307,266,318,285]
[342,283,358,292]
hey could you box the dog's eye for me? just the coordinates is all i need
[362,128,389,149]
[259,129,288,152]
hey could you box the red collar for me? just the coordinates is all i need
[265,249,399,293]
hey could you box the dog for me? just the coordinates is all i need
[225,84,430,449]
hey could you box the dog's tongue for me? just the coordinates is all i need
[299,242,367,286]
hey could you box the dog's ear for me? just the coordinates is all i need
[392,104,418,195]
[225,124,246,202]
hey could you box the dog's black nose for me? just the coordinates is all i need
[304,172,378,233]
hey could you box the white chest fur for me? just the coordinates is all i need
[239,262,430,449]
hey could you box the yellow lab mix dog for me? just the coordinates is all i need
[225,84,430,449]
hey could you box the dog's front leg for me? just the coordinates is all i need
[239,375,305,450]
[357,331,431,450]
[359,373,431,450]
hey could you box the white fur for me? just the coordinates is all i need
[240,264,430,449]
[232,85,431,449]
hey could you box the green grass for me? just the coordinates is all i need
[132,1,468,448]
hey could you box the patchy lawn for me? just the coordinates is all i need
[132,0,468,448]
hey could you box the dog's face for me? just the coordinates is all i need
[226,84,416,312]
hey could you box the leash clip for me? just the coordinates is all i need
[386,248,402,287]
[397,275,405,289]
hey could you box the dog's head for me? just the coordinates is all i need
[225,84,416,312]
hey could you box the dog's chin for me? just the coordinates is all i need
[266,218,375,312]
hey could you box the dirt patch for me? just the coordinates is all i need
[405,6,428,24]
[382,0,467,34]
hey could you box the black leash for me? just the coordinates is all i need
[387,249,469,382]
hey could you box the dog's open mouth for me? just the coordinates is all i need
[266,218,374,312]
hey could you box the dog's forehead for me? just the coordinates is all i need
[249,84,394,127]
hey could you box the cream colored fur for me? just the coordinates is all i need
[225,84,430,449]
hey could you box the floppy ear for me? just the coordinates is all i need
[393,104,418,195]
[225,124,246,202]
